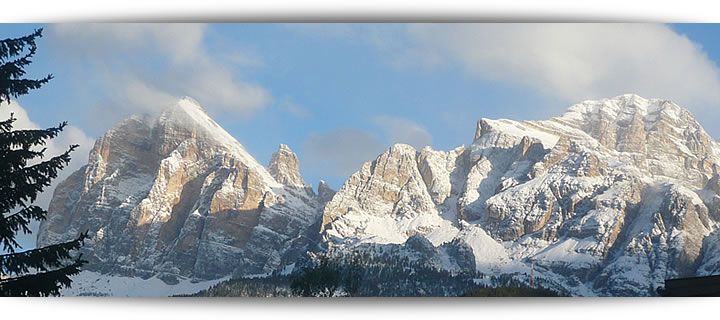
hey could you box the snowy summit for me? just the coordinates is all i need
[38,95,720,297]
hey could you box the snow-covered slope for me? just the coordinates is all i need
[59,271,228,297]
[38,98,324,285]
[321,94,720,296]
[39,94,720,297]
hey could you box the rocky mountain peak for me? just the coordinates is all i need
[157,97,218,134]
[38,97,320,281]
[38,93,720,297]
[317,180,336,204]
[525,94,720,188]
[557,94,707,146]
[321,94,720,296]
[563,94,672,119]
[473,118,560,153]
[321,143,445,243]
[268,144,308,190]
[155,98,259,158]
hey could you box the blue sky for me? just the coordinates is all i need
[3,23,720,201]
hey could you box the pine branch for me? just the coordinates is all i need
[0,28,42,61]
[0,144,77,214]
[0,114,16,133]
[0,76,54,104]
[0,205,47,253]
[0,28,50,105]
[0,148,47,173]
[0,256,86,297]
[0,232,88,275]
[0,47,36,80]
[0,28,88,297]
[0,122,66,150]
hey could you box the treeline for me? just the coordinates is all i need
[181,275,293,297]
[461,287,565,297]
[183,249,567,297]
[291,250,487,297]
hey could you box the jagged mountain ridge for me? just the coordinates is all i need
[38,94,720,296]
[321,94,720,296]
[38,97,327,281]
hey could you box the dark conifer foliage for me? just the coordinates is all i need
[186,248,568,297]
[0,28,88,297]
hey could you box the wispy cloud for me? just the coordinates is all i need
[401,24,720,109]
[49,24,271,130]
[286,23,720,137]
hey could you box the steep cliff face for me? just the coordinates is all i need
[268,144,313,194]
[38,98,321,280]
[321,94,720,296]
[39,94,720,296]
[321,144,450,244]
[316,180,336,205]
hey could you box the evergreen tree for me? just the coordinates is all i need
[0,28,88,297]
[290,257,341,297]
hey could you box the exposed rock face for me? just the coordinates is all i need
[321,94,720,296]
[593,185,712,296]
[706,174,720,222]
[317,180,336,205]
[417,146,467,205]
[39,93,720,296]
[708,174,720,195]
[38,98,321,280]
[321,144,447,244]
[556,94,717,187]
[698,228,720,276]
[268,144,311,192]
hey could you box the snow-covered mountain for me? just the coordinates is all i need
[38,97,326,285]
[321,94,720,296]
[38,94,720,296]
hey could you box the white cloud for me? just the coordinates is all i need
[302,128,387,176]
[373,115,433,150]
[401,24,720,109]
[49,24,270,127]
[1,101,95,249]
[121,76,179,112]
[52,24,207,65]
